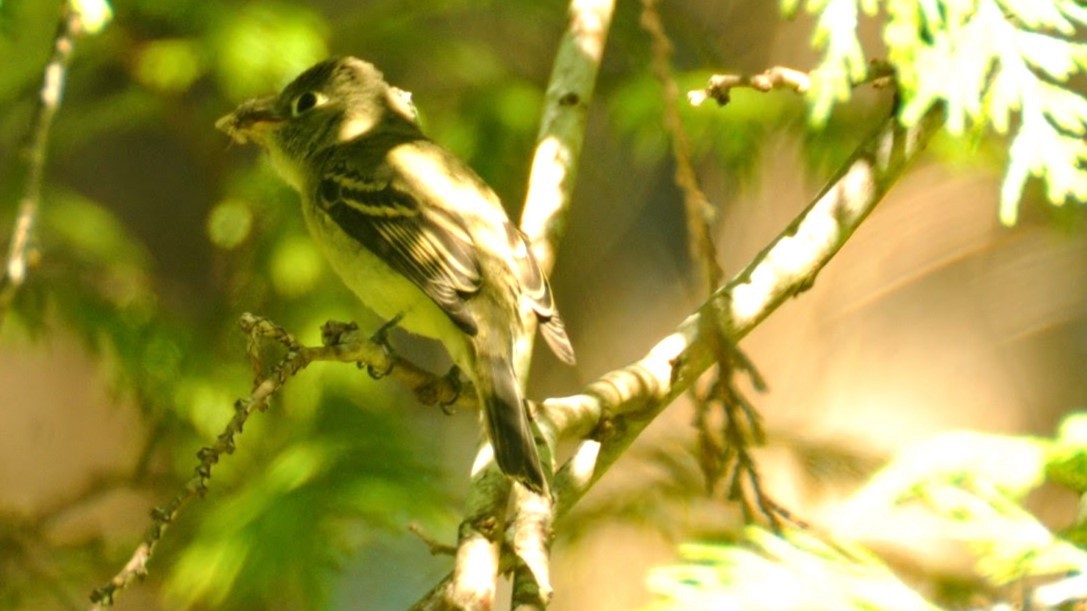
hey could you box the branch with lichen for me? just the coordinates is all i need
[548,104,944,512]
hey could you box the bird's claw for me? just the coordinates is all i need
[366,314,403,379]
[439,366,462,414]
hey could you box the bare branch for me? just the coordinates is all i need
[519,0,615,276]
[689,66,812,107]
[89,315,315,606]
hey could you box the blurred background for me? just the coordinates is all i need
[1,0,1085,609]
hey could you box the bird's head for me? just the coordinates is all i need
[216,56,418,190]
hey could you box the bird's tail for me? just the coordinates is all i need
[473,347,548,494]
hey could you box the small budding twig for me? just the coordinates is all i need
[689,66,812,107]
[690,60,897,108]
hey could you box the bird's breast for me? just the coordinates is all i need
[300,197,469,356]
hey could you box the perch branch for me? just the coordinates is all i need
[547,105,945,514]
[547,105,946,513]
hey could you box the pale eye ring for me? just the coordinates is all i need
[292,91,326,116]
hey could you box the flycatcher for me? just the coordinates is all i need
[216,57,575,493]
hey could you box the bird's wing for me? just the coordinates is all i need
[508,225,576,365]
[317,154,482,335]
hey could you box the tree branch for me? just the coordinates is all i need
[519,0,614,276]
[688,61,896,108]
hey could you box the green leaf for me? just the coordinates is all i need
[792,0,1087,222]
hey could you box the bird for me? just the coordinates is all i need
[216,56,575,494]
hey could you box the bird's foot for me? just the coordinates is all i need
[415,365,462,411]
[366,314,403,379]
[438,365,461,414]
[320,320,358,346]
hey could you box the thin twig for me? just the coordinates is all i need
[89,315,314,607]
[409,522,458,557]
[640,0,723,293]
[690,66,812,107]
[0,2,83,323]
[689,60,896,108]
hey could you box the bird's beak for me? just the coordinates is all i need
[215,96,284,145]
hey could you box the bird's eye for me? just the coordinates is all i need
[292,91,325,116]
